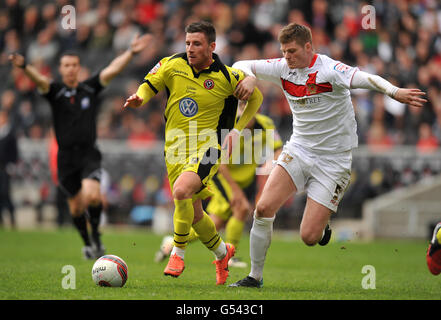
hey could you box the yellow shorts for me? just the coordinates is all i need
[205,172,257,221]
[166,146,221,201]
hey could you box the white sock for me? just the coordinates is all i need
[171,246,185,259]
[249,213,275,281]
[213,241,227,260]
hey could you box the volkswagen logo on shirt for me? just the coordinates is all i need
[179,98,198,117]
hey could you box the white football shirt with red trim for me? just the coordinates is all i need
[237,54,359,153]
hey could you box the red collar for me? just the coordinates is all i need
[308,54,318,68]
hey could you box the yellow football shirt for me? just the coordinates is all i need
[136,52,262,197]
[137,53,249,163]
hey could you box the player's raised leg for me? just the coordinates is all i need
[300,197,332,246]
[230,164,297,287]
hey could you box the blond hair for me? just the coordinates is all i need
[278,23,312,46]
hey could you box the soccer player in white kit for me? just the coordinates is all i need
[227,23,427,287]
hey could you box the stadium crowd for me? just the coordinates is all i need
[0,0,441,225]
[1,0,441,146]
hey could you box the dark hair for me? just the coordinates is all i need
[59,50,81,64]
[278,23,312,46]
[185,20,216,44]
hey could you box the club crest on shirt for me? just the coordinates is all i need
[179,97,198,117]
[203,79,214,90]
[281,153,293,164]
[307,83,318,95]
[81,97,90,109]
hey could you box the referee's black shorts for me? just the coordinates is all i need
[57,146,102,197]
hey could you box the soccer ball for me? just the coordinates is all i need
[92,255,128,287]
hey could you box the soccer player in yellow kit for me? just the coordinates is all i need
[124,21,262,285]
[154,109,283,267]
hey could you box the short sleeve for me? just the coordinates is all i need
[41,81,63,102]
[83,72,104,94]
[142,57,169,94]
[327,60,359,89]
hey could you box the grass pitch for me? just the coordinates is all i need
[1,226,440,301]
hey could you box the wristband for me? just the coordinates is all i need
[387,86,399,98]
[232,128,241,135]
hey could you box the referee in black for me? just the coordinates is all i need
[9,33,152,259]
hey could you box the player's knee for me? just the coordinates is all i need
[83,192,101,207]
[300,229,320,246]
[69,205,83,217]
[255,201,274,218]
[89,197,102,207]
[173,187,192,201]
[302,235,318,246]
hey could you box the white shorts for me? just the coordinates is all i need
[276,144,352,212]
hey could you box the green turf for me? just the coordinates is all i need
[0,227,440,300]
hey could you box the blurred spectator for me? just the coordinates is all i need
[127,117,157,148]
[0,109,18,228]
[0,0,438,145]
[366,120,394,152]
[88,20,113,52]
[227,2,272,56]
[27,28,59,65]
[112,14,141,53]
[402,104,433,145]
[134,0,163,26]
[0,89,18,122]
[416,122,439,153]
[4,0,23,33]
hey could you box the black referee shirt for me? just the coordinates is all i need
[42,73,104,149]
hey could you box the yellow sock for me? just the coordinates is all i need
[192,212,222,251]
[225,216,245,251]
[173,199,194,249]
[188,228,199,243]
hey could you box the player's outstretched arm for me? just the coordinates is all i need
[9,53,50,94]
[123,94,144,109]
[100,33,153,86]
[393,88,427,108]
[351,70,427,108]
[123,78,158,109]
